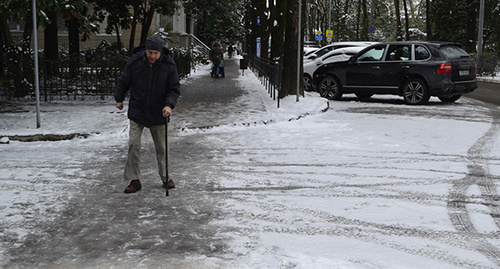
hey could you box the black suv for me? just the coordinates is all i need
[312,41,477,105]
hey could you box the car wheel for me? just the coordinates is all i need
[355,93,373,99]
[303,75,313,91]
[318,76,342,100]
[438,94,461,103]
[403,78,430,105]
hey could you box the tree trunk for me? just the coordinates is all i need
[394,0,403,40]
[0,30,4,77]
[140,7,155,45]
[280,0,302,98]
[356,0,361,39]
[0,13,12,47]
[114,23,122,49]
[254,0,268,59]
[403,0,410,40]
[129,3,140,53]
[465,0,476,52]
[44,9,59,77]
[247,1,257,55]
[361,0,368,40]
[68,16,80,77]
[270,0,286,60]
[19,11,34,97]
[426,0,432,40]
[0,13,24,96]
[21,12,33,47]
[341,0,350,40]
[0,13,12,79]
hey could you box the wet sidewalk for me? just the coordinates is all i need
[0,55,254,268]
[173,55,268,130]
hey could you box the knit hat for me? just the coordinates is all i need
[145,35,164,52]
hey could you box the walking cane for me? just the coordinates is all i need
[165,116,170,197]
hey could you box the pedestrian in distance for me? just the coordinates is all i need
[227,44,234,59]
[210,41,224,78]
[114,35,181,194]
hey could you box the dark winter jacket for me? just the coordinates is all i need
[115,46,181,127]
[210,46,223,66]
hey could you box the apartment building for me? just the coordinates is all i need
[6,4,195,50]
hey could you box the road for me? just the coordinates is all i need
[466,81,500,106]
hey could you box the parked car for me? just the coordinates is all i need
[304,41,319,48]
[303,46,366,91]
[304,41,376,61]
[312,41,478,105]
[304,47,319,56]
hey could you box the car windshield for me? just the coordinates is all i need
[439,45,470,59]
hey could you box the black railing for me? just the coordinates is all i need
[477,54,500,78]
[38,55,127,101]
[244,53,281,107]
[0,47,194,101]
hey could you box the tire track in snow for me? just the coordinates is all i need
[447,105,500,267]
[208,101,500,268]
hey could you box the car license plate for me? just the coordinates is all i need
[459,70,470,76]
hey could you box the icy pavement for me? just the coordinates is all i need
[0,56,500,268]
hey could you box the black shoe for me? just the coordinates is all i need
[124,180,141,193]
[163,179,175,190]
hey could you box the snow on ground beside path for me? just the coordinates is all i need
[201,108,497,267]
[178,65,500,268]
[0,100,131,265]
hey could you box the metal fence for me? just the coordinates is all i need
[477,54,500,78]
[243,53,282,107]
[0,47,194,101]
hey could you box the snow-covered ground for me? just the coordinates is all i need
[0,61,499,268]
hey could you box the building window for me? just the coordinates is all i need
[159,14,173,31]
[8,18,24,32]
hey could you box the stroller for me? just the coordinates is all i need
[211,58,225,78]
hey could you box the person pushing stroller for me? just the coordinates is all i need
[210,41,224,78]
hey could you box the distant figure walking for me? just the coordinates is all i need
[228,44,234,59]
[210,41,224,78]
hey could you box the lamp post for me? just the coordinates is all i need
[477,0,485,71]
[296,0,302,101]
[32,0,41,128]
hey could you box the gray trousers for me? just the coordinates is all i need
[124,120,166,183]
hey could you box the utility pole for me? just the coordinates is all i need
[296,0,302,101]
[477,0,485,71]
[32,0,41,128]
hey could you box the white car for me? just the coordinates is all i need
[304,41,376,62]
[303,46,366,91]
[304,47,319,56]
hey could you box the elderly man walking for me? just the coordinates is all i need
[114,35,181,193]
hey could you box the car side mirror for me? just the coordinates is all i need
[349,56,356,63]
